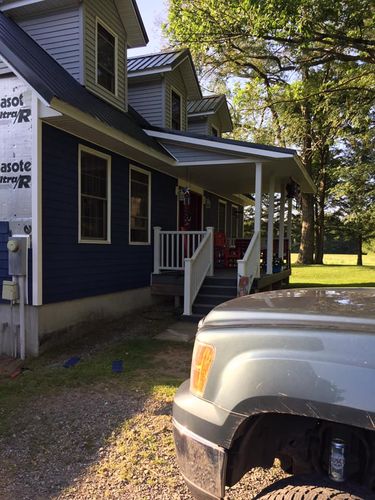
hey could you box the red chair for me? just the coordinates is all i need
[235,239,251,259]
[214,232,240,268]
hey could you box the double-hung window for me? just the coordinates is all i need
[130,166,151,244]
[96,19,117,94]
[171,89,182,130]
[79,146,111,243]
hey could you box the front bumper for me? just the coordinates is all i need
[173,380,246,499]
[173,418,227,499]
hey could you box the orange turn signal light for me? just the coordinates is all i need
[190,341,215,398]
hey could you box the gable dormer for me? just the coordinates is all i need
[187,95,233,137]
[0,0,147,111]
[127,49,202,130]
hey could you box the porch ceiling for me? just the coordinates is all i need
[176,158,311,195]
[147,130,316,195]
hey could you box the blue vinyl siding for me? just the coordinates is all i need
[42,124,177,304]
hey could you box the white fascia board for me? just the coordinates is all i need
[178,159,260,166]
[188,111,215,118]
[293,154,317,193]
[50,98,175,166]
[1,0,44,11]
[145,129,294,159]
[128,66,172,78]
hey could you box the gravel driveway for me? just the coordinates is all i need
[0,306,287,499]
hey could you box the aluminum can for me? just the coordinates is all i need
[329,438,345,482]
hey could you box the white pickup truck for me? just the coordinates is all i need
[173,288,375,499]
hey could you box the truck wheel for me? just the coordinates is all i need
[255,475,375,499]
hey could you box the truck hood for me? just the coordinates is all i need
[201,288,375,333]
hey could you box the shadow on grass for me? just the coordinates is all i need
[289,282,375,288]
[292,264,375,268]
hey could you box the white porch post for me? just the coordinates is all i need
[266,176,275,274]
[254,163,262,234]
[278,182,286,260]
[287,198,293,265]
[254,162,262,278]
[153,226,161,274]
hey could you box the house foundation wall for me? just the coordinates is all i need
[0,287,164,358]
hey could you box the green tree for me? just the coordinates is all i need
[330,134,375,265]
[165,0,375,263]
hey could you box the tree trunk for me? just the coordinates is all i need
[357,234,363,266]
[297,76,314,265]
[298,193,315,264]
[314,146,328,264]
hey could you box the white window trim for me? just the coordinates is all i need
[78,144,112,244]
[95,17,119,97]
[170,86,183,130]
[218,199,227,234]
[129,165,151,245]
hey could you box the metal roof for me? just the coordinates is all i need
[128,49,188,73]
[187,95,226,115]
[0,12,166,155]
[147,126,297,155]
[127,48,202,100]
[187,94,233,132]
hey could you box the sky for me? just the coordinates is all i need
[128,0,168,57]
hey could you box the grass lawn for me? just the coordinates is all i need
[290,253,375,288]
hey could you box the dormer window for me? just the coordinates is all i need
[96,19,117,94]
[171,89,182,130]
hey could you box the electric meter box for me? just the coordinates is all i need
[2,280,19,301]
[7,236,28,276]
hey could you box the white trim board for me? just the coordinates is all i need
[145,129,294,159]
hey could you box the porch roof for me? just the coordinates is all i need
[145,128,316,195]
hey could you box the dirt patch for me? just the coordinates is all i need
[0,304,287,499]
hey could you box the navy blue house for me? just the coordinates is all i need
[0,0,314,356]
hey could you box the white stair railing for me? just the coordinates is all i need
[153,227,206,273]
[237,231,260,296]
[184,227,214,316]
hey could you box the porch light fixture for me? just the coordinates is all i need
[177,187,190,202]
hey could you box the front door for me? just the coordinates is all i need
[179,190,202,231]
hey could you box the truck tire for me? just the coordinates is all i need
[255,475,375,500]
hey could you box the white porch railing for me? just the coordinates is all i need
[184,227,214,315]
[153,227,206,273]
[237,231,260,296]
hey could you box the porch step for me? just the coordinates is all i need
[193,303,219,315]
[199,284,237,296]
[195,293,235,307]
[192,273,238,316]
[203,276,237,287]
[180,313,202,324]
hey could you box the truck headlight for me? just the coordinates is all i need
[190,341,215,398]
